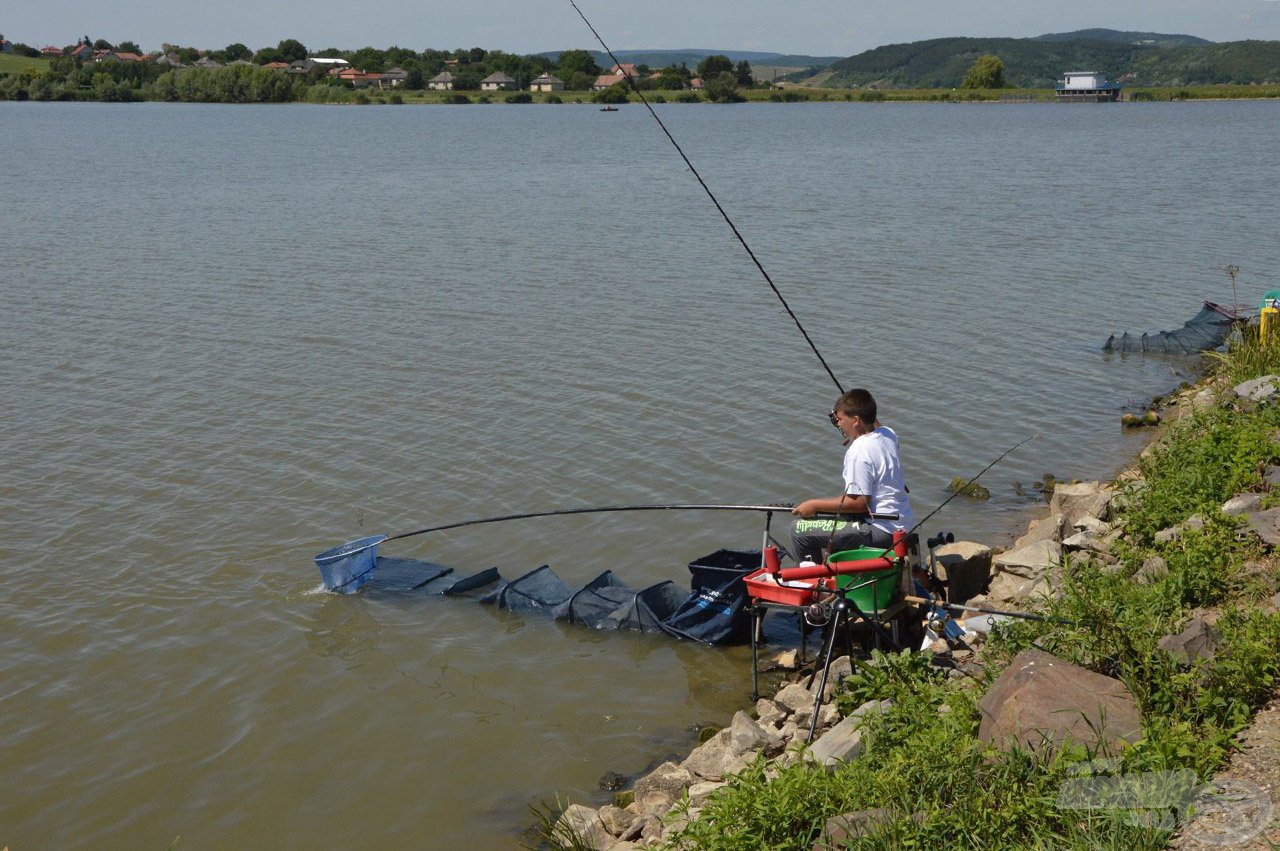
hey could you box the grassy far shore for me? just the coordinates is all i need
[3,53,1280,105]
[543,328,1280,849]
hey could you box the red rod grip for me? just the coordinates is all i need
[778,556,894,581]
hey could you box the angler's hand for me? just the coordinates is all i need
[792,500,822,518]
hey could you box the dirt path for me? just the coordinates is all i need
[1172,693,1280,849]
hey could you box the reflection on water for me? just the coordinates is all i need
[2,99,1279,848]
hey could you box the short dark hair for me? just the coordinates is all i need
[834,388,876,424]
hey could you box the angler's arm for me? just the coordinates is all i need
[792,494,870,517]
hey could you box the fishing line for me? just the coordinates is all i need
[567,0,844,393]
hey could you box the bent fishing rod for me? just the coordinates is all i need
[567,0,844,394]
[383,504,900,544]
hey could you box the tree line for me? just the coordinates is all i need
[0,37,759,103]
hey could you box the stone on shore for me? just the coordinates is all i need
[680,711,779,781]
[1246,507,1280,546]
[933,541,992,605]
[556,804,611,850]
[1233,375,1280,403]
[756,698,786,728]
[812,808,898,847]
[1050,481,1114,530]
[598,805,635,838]
[807,699,893,768]
[1136,555,1169,584]
[687,780,727,806]
[992,539,1062,579]
[977,649,1142,753]
[1221,493,1264,516]
[985,570,1048,606]
[632,761,693,813]
[1159,617,1224,665]
[1012,513,1063,548]
[1155,514,1205,544]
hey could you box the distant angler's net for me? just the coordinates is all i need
[1104,301,1246,354]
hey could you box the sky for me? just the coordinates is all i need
[8,0,1280,57]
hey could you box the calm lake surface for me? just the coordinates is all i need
[3,99,1278,849]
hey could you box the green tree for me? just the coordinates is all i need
[93,38,113,50]
[223,42,251,62]
[960,54,1005,89]
[117,41,141,54]
[254,47,283,65]
[657,64,691,89]
[704,71,744,102]
[349,46,386,72]
[277,38,307,62]
[734,60,753,87]
[405,65,424,90]
[696,54,733,78]
[592,82,629,104]
[557,48,600,77]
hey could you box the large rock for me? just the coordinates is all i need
[632,761,693,813]
[992,540,1062,579]
[985,570,1047,606]
[1221,493,1264,516]
[598,805,635,838]
[977,650,1142,753]
[1050,481,1114,529]
[555,804,611,850]
[1135,555,1168,584]
[1155,514,1205,544]
[1012,512,1063,548]
[681,711,779,780]
[1158,617,1223,664]
[807,699,892,768]
[775,682,815,713]
[1246,507,1280,546]
[813,808,895,847]
[755,698,786,728]
[1233,375,1280,403]
[933,541,992,605]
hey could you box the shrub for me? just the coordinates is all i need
[446,93,471,104]
[546,94,562,104]
[388,93,403,104]
[504,91,532,104]
[858,89,886,102]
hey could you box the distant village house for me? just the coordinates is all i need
[592,73,625,90]
[529,73,564,92]
[480,72,515,91]
[428,71,456,91]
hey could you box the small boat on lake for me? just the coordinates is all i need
[600,105,620,111]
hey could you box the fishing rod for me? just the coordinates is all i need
[384,504,900,543]
[566,0,844,394]
[902,596,1075,626]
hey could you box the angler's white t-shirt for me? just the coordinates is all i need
[843,429,913,534]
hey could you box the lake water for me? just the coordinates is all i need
[2,99,1278,849]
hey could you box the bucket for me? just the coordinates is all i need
[315,534,387,593]
[828,547,900,612]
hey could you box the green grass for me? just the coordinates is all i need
[0,53,50,75]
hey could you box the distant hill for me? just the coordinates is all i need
[1032,29,1212,48]
[537,48,842,70]
[816,31,1280,87]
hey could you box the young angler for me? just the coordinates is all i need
[791,388,913,562]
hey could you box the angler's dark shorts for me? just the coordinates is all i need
[790,517,895,562]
